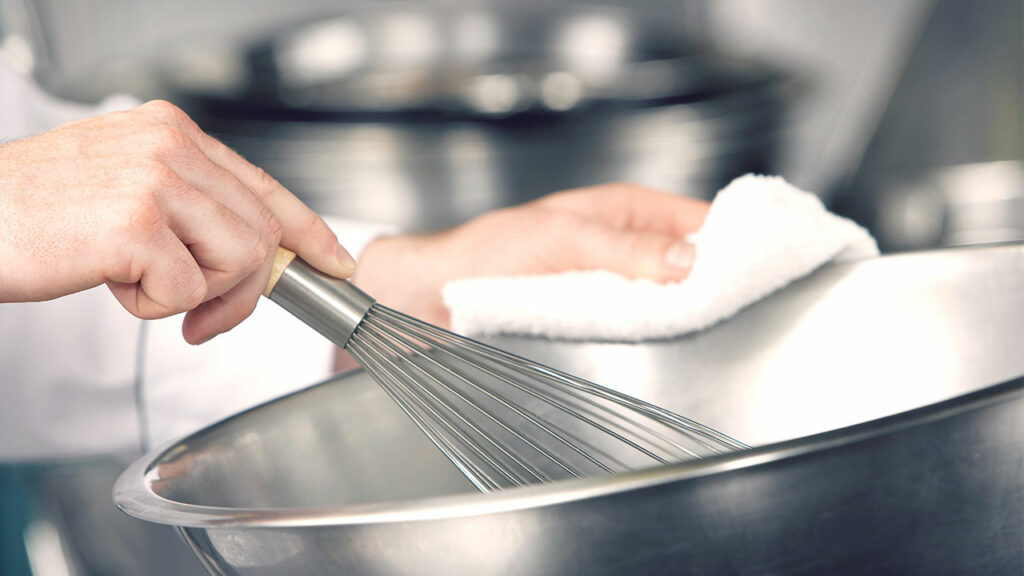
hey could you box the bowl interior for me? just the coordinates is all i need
[145,245,1024,513]
[149,370,477,509]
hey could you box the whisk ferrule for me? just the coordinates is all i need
[268,257,375,349]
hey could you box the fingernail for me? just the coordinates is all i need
[664,241,695,271]
[336,244,357,276]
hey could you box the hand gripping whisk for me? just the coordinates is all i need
[265,248,747,492]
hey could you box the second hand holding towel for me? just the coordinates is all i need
[442,175,879,341]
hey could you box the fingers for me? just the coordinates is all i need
[535,182,710,238]
[136,100,355,280]
[138,135,276,341]
[156,174,270,300]
[180,258,274,344]
[207,149,355,278]
[131,100,354,342]
[156,135,282,254]
[563,221,698,283]
[104,225,207,319]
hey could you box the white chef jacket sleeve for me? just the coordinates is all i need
[0,55,144,460]
[0,288,145,459]
[0,56,139,141]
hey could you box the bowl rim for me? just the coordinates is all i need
[113,373,1023,529]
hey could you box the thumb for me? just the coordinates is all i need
[573,225,697,283]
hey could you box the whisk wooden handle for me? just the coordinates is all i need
[263,247,298,298]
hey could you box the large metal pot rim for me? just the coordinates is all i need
[114,376,1022,529]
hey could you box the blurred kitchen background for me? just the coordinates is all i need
[2,0,1020,247]
[0,0,1021,574]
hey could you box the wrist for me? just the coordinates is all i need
[352,233,451,327]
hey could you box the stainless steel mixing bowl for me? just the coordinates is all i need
[115,244,1024,575]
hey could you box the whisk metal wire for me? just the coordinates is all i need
[348,306,747,492]
[267,250,748,493]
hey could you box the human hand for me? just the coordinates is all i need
[352,183,709,328]
[0,100,355,344]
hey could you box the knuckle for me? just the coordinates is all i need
[298,210,322,236]
[534,207,579,231]
[470,206,519,234]
[250,166,280,197]
[146,124,193,159]
[234,217,273,274]
[246,234,270,271]
[123,195,167,242]
[263,210,283,247]
[532,189,574,209]
[139,159,180,190]
[235,291,260,321]
[541,182,628,205]
[170,259,207,311]
[185,287,206,312]
[140,99,187,123]
[595,183,631,204]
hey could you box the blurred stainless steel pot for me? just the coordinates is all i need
[115,244,1024,575]
[158,4,789,230]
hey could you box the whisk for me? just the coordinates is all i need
[265,248,747,492]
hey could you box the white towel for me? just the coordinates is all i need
[442,174,879,341]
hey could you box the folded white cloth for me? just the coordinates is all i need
[443,174,879,341]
